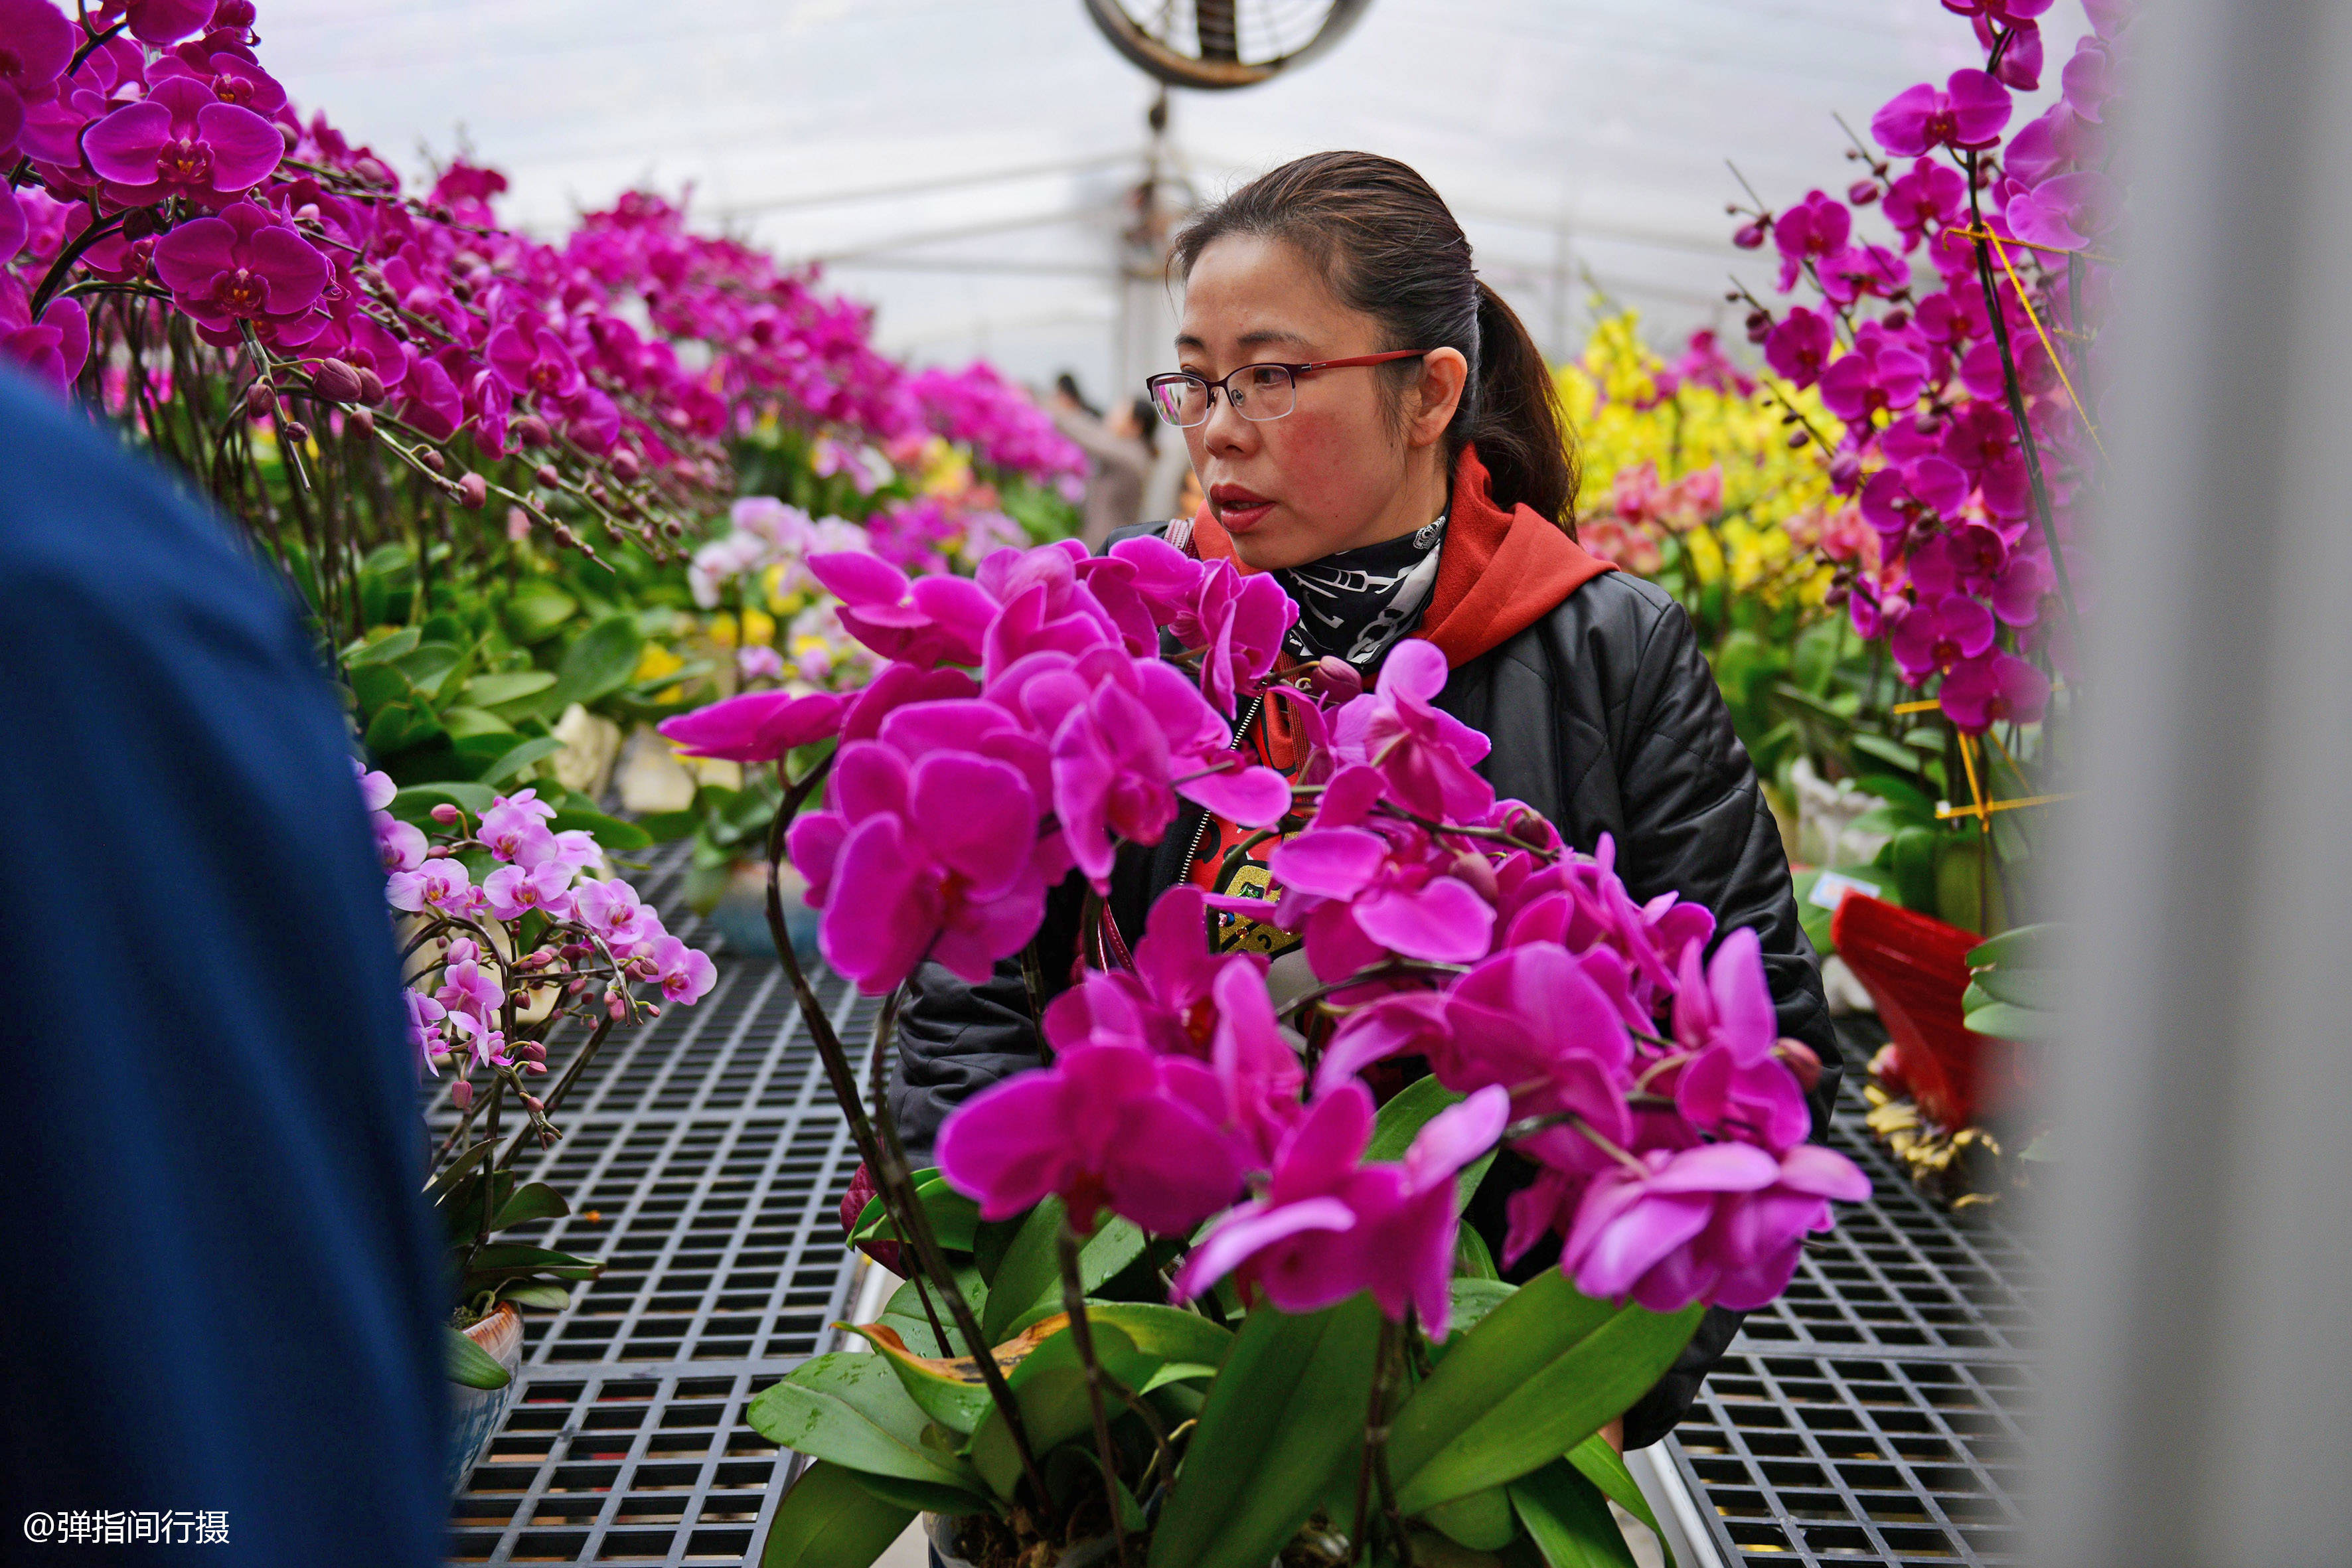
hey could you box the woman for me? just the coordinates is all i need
[888,152,1840,1449]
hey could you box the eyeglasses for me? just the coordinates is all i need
[1144,350,1429,428]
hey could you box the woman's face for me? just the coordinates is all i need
[1173,234,1466,572]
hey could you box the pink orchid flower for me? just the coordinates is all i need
[1328,638,1494,824]
[1871,68,2013,159]
[83,76,283,206]
[936,1042,1245,1236]
[1172,1081,1508,1336]
[1665,928,1813,1154]
[151,202,330,340]
[657,688,845,763]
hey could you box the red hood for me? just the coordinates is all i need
[1183,442,1612,668]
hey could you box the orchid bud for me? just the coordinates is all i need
[449,1079,474,1111]
[610,449,641,482]
[586,483,608,505]
[521,1093,544,1113]
[1732,220,1768,250]
[567,978,589,995]
[518,1041,546,1062]
[1786,429,1810,449]
[1449,849,1500,903]
[1845,179,1881,206]
[275,120,297,152]
[430,803,461,824]
[426,844,452,860]
[350,408,376,437]
[245,380,277,418]
[535,463,562,489]
[1881,309,1910,333]
[1774,1038,1824,1094]
[1828,454,1863,493]
[1306,656,1362,704]
[281,420,311,445]
[419,448,447,473]
[552,524,579,550]
[662,519,684,538]
[121,206,161,241]
[606,990,627,1020]
[356,366,386,404]
[353,157,392,187]
[1743,309,1772,345]
[514,415,552,447]
[310,358,364,403]
[456,473,489,510]
[1500,803,1554,848]
[526,1061,548,1074]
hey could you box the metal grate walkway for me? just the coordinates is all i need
[439,845,874,1565]
[438,854,2039,1566]
[1662,1019,2038,1566]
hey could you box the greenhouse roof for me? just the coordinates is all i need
[264,0,2083,396]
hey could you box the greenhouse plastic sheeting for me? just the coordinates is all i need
[260,0,2088,395]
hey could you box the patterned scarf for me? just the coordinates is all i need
[1273,515,1447,670]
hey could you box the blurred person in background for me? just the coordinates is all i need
[891,153,1838,1452]
[1048,375,1158,550]
[0,367,445,1565]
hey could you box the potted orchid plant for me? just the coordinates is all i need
[657,532,1868,1567]
[355,762,716,1488]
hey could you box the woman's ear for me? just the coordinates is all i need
[1405,347,1470,448]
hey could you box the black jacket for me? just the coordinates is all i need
[892,557,1841,1449]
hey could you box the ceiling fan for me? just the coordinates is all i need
[1081,0,1373,90]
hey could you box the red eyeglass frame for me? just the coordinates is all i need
[1145,349,1430,424]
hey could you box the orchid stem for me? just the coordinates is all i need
[763,752,1058,1514]
[1058,1217,1132,1566]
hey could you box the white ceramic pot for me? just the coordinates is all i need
[445,1301,524,1493]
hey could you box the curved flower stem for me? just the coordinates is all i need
[496,1014,615,1171]
[1354,1315,1414,1567]
[867,985,954,1356]
[28,208,131,321]
[761,753,1056,1514]
[1279,959,1470,1025]
[1057,1217,1133,1566]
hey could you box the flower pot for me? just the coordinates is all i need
[1830,894,2027,1129]
[445,1301,523,1494]
[923,1515,1127,1568]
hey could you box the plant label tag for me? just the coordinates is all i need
[1810,870,1882,911]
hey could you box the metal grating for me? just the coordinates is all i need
[1662,1019,2038,1565]
[441,843,874,1565]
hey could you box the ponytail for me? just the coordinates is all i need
[1462,280,1578,534]
[1171,151,1581,534]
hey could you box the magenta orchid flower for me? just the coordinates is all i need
[809,550,995,669]
[1666,929,1812,1153]
[1771,190,1851,293]
[1939,650,2051,731]
[1169,560,1296,716]
[1559,1142,1869,1313]
[1891,592,1996,682]
[1207,963,1306,1168]
[153,202,330,341]
[1764,307,1834,388]
[936,1042,1245,1235]
[656,688,844,763]
[82,76,283,206]
[787,742,1050,993]
[1171,1081,1508,1336]
[1258,821,1497,978]
[1042,885,1263,1060]
[1329,638,1493,824]
[1871,68,2013,159]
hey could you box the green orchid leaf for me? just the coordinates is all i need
[1963,1000,2061,1042]
[1146,1295,1382,1568]
[477,735,565,787]
[980,1199,1145,1342]
[849,1170,981,1254]
[490,1180,569,1232]
[497,1282,570,1310]
[443,1324,511,1389]
[746,1353,984,1492]
[1424,1484,1518,1550]
[544,613,643,712]
[757,1461,916,1568]
[966,1322,1150,1502]
[1966,921,2062,970]
[1509,1457,1636,1568]
[1388,1270,1702,1514]
[1567,1435,1671,1568]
